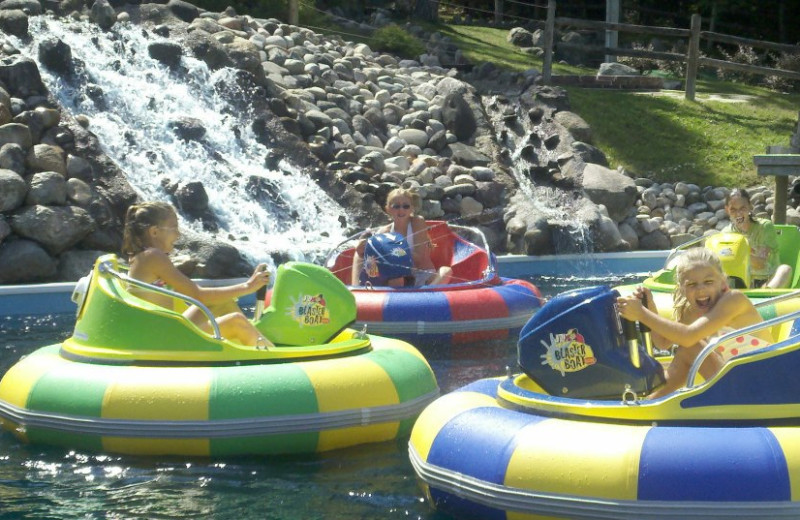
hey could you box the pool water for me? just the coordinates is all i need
[0,275,634,519]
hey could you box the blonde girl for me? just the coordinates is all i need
[617,247,767,398]
[351,188,452,287]
[122,202,273,347]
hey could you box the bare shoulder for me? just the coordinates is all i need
[721,289,758,313]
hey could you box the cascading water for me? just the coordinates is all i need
[15,17,348,265]
[489,93,594,254]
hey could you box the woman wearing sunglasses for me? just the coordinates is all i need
[351,188,453,287]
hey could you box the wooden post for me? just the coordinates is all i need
[605,0,620,63]
[685,13,701,101]
[706,1,716,50]
[288,0,299,25]
[494,0,503,25]
[542,0,556,84]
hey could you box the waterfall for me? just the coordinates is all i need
[494,95,593,255]
[14,17,348,265]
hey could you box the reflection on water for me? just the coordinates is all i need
[0,276,625,519]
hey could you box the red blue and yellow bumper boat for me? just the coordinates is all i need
[326,221,542,344]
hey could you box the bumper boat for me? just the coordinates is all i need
[410,285,800,519]
[618,225,800,314]
[324,221,543,344]
[0,254,439,457]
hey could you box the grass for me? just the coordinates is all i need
[303,14,799,189]
[420,23,800,189]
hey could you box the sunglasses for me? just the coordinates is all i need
[390,204,411,210]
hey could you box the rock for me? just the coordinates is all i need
[168,117,206,141]
[507,27,534,47]
[90,0,116,31]
[26,171,67,206]
[38,37,73,77]
[554,111,592,144]
[598,62,639,76]
[581,163,637,222]
[444,142,490,168]
[0,143,26,175]
[398,128,428,149]
[0,123,32,149]
[26,143,66,174]
[440,92,476,141]
[9,204,95,255]
[0,168,26,211]
[0,239,57,282]
[167,0,199,22]
[56,249,105,281]
[66,177,93,206]
[148,41,183,68]
[0,8,27,37]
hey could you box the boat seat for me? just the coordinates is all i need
[428,221,491,283]
[330,221,494,286]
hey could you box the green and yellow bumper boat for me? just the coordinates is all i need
[0,255,438,457]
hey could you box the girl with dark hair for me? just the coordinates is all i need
[723,188,792,288]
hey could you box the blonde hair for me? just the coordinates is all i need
[385,187,421,212]
[121,202,177,257]
[672,247,725,321]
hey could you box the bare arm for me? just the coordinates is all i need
[409,216,433,268]
[140,249,268,305]
[618,290,755,348]
[632,286,671,349]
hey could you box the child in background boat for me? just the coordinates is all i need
[723,188,792,289]
[617,247,768,399]
[122,202,274,348]
[351,188,453,287]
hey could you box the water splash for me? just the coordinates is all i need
[495,96,593,254]
[15,17,348,264]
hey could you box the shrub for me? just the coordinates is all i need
[618,42,659,73]
[764,51,800,93]
[371,24,426,59]
[715,45,764,85]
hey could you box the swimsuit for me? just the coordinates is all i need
[722,218,780,281]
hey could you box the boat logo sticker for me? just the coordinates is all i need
[364,255,380,278]
[288,293,330,327]
[540,328,597,376]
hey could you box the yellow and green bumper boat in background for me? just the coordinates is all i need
[0,255,438,457]
[618,226,800,315]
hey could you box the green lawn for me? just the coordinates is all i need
[430,23,800,188]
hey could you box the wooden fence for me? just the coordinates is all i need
[533,0,800,100]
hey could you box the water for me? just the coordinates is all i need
[12,17,349,266]
[0,276,633,520]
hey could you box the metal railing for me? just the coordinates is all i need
[685,292,800,389]
[97,260,222,340]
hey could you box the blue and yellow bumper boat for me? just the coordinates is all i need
[410,285,800,519]
[0,255,438,457]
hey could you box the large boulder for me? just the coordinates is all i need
[9,204,95,255]
[0,168,26,211]
[581,163,637,222]
[0,239,57,282]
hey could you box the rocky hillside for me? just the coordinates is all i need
[0,0,794,283]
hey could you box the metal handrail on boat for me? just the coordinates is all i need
[97,260,222,340]
[685,290,800,390]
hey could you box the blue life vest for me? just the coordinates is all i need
[361,232,413,285]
